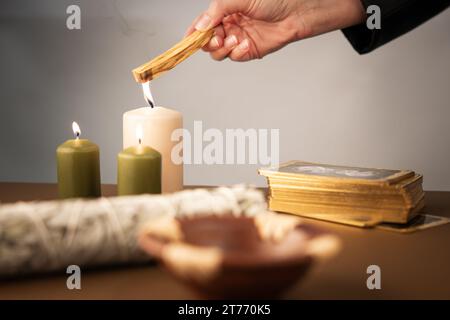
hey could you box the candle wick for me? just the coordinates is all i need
[146,97,154,108]
[139,138,142,145]
[76,132,80,139]
[142,82,155,108]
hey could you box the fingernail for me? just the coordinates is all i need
[211,36,221,49]
[238,39,249,51]
[195,14,212,31]
[224,35,238,48]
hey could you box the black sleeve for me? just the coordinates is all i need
[342,0,449,54]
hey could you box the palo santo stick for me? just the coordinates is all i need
[132,29,214,83]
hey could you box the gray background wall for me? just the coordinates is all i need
[1,0,449,190]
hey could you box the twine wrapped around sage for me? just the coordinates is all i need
[0,186,266,278]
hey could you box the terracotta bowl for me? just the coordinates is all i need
[139,213,341,299]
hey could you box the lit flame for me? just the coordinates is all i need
[142,82,155,108]
[136,125,143,145]
[72,121,81,139]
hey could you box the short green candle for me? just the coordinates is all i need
[117,142,161,196]
[56,122,101,199]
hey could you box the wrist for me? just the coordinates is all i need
[295,0,366,40]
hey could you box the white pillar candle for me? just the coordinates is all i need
[123,106,183,193]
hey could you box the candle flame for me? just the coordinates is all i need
[142,82,155,108]
[72,121,81,139]
[136,125,143,145]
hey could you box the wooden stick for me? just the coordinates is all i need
[132,29,214,83]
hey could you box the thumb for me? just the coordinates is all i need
[195,0,249,31]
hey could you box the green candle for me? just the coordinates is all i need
[117,125,161,195]
[56,122,101,199]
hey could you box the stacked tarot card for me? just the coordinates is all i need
[259,161,425,227]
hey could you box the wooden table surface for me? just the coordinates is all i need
[0,182,449,300]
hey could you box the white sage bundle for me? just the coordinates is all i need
[0,186,266,278]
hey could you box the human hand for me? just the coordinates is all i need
[186,0,365,61]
